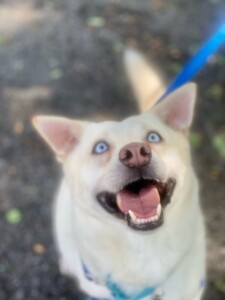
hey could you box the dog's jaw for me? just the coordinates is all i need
[96,178,176,231]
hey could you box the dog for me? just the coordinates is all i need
[33,49,206,300]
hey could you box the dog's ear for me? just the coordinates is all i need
[153,83,197,131]
[32,116,85,162]
[124,48,166,112]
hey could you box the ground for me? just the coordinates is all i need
[0,0,225,299]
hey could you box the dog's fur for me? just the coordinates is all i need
[33,49,206,300]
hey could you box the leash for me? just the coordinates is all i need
[84,23,225,300]
[158,23,225,103]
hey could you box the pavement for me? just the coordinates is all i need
[0,0,225,299]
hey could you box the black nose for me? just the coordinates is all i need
[119,142,151,168]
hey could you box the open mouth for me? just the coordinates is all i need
[96,178,176,231]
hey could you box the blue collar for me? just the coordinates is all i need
[107,278,156,300]
[83,264,156,300]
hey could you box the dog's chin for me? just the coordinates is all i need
[96,178,176,231]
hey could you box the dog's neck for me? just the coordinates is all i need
[82,238,195,300]
[73,194,200,292]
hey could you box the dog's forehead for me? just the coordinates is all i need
[86,113,159,139]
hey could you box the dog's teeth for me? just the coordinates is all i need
[157,204,162,217]
[128,210,137,222]
[116,194,122,209]
[129,211,160,225]
[152,215,158,222]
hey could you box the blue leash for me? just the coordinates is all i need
[85,23,225,300]
[158,23,225,103]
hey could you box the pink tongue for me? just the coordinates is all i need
[118,186,160,219]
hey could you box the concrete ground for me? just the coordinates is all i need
[0,0,225,299]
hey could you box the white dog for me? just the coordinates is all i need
[33,50,206,300]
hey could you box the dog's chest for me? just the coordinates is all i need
[74,212,187,288]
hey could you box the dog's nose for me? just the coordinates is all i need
[119,142,151,168]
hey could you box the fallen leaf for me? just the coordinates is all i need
[212,134,225,158]
[0,35,9,46]
[5,208,23,225]
[13,121,24,135]
[33,243,46,254]
[87,16,105,28]
[207,84,223,101]
[50,69,64,80]
[113,42,124,53]
[189,132,203,149]
[214,280,225,293]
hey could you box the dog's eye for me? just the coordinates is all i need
[147,132,162,143]
[93,141,109,154]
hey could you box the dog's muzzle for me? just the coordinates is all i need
[96,143,176,231]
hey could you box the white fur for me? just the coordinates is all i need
[54,179,205,300]
[52,111,205,300]
[33,55,206,300]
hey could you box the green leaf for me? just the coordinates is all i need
[214,280,225,293]
[87,16,105,28]
[0,35,8,46]
[212,134,225,158]
[50,69,64,80]
[207,84,223,101]
[5,208,23,225]
[113,42,124,53]
[189,132,203,149]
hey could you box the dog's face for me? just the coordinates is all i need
[33,83,196,232]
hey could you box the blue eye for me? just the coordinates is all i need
[93,141,109,154]
[147,132,162,143]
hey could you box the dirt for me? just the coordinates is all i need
[0,0,225,299]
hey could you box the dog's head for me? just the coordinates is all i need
[33,83,196,232]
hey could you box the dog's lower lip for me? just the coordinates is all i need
[96,178,176,231]
[126,209,164,231]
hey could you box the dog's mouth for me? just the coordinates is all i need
[96,178,176,231]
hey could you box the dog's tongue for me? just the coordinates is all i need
[117,186,160,219]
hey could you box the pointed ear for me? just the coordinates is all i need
[32,116,85,161]
[152,83,197,131]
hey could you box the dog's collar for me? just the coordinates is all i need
[107,278,156,300]
[83,264,156,300]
